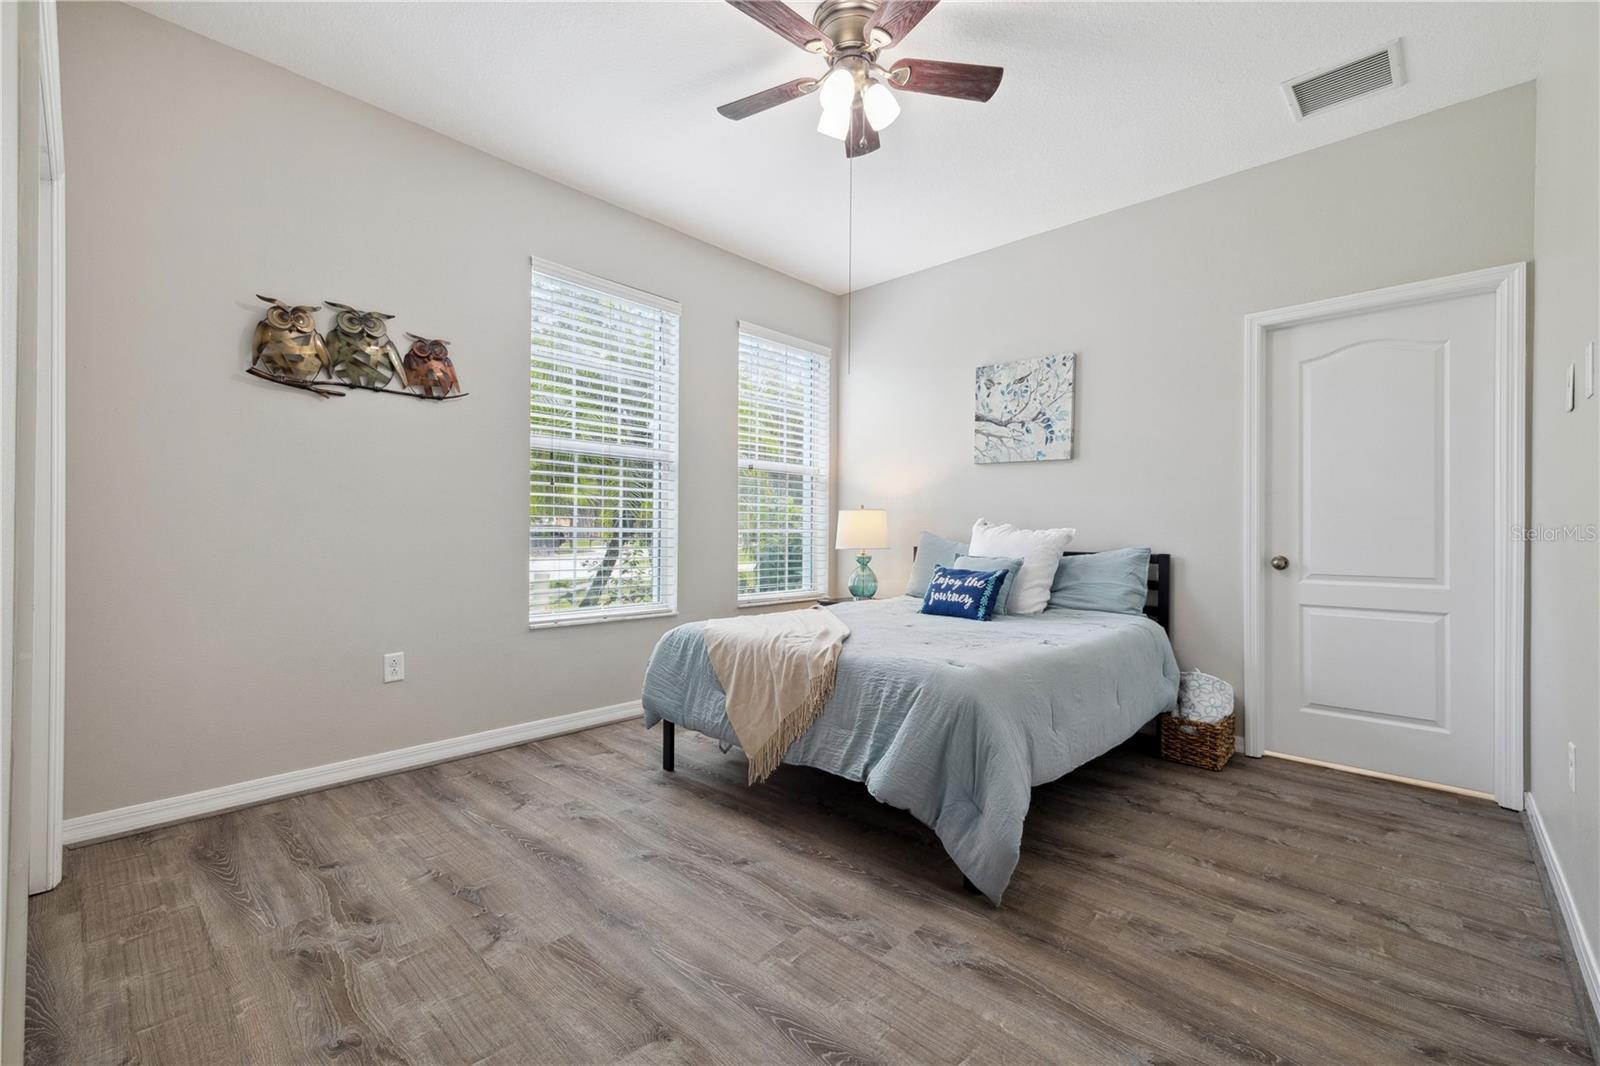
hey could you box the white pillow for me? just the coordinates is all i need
[969,519,1076,614]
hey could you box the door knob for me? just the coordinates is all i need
[1270,555,1290,571]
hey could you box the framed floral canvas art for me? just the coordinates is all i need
[974,352,1075,463]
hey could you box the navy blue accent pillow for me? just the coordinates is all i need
[920,565,1010,621]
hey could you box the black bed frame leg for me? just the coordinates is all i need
[662,721,675,772]
[961,875,980,895]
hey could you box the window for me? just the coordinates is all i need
[737,323,831,604]
[530,260,678,626]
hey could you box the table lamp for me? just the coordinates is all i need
[836,506,889,600]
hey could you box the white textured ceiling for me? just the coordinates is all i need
[132,1,1549,293]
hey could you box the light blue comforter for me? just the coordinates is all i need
[640,597,1179,903]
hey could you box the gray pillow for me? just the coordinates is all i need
[1048,547,1152,614]
[905,532,968,597]
[955,555,1024,615]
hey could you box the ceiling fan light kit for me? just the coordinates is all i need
[720,0,1004,156]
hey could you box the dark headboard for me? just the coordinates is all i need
[911,546,1172,633]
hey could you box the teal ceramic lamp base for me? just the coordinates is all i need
[848,553,879,600]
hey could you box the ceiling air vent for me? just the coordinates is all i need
[1282,40,1406,120]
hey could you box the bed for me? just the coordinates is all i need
[640,551,1179,904]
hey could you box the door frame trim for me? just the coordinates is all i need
[27,0,64,893]
[1242,262,1527,809]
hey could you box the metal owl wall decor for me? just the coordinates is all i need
[252,296,327,381]
[402,334,461,398]
[325,301,405,388]
[245,296,466,402]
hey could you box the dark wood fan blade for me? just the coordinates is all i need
[890,58,1004,102]
[864,0,939,47]
[726,1,827,52]
[717,78,818,120]
[846,95,880,158]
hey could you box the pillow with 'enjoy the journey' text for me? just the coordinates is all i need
[919,565,1009,621]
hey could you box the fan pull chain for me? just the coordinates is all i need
[846,153,853,375]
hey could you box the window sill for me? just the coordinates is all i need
[529,608,678,631]
[736,593,829,609]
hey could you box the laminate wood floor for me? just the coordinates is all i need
[27,722,1594,1065]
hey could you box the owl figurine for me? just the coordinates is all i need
[402,334,461,398]
[251,295,327,380]
[324,301,406,388]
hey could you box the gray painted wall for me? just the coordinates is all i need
[1528,1,1599,974]
[59,3,839,818]
[838,85,1536,723]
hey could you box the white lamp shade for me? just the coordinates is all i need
[862,80,900,131]
[816,104,851,141]
[836,508,889,550]
[817,65,856,111]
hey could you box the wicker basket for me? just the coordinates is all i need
[1159,712,1235,771]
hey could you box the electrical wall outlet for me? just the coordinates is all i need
[1568,741,1576,793]
[383,652,405,684]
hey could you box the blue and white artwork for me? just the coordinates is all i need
[974,352,1075,464]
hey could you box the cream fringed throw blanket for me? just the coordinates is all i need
[703,607,851,785]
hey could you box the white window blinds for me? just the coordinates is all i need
[737,323,831,604]
[530,260,679,626]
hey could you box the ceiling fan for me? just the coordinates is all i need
[717,0,1004,158]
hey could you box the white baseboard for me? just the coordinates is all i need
[62,700,643,847]
[1525,792,1600,1024]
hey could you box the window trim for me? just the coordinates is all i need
[735,591,826,610]
[737,320,832,359]
[531,257,681,316]
[735,321,832,606]
[528,605,679,631]
[529,257,680,629]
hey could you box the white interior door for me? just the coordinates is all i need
[1263,287,1502,795]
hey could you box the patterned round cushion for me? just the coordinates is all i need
[1176,670,1234,724]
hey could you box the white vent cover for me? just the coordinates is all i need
[1283,40,1406,120]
